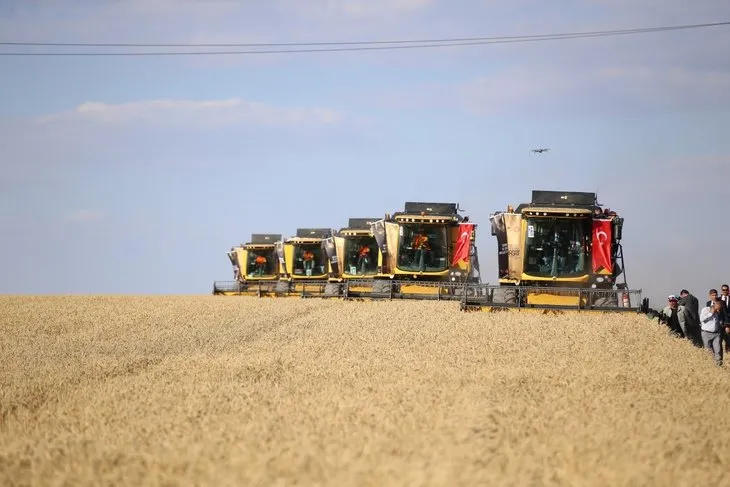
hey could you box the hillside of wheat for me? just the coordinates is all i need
[1,296,729,486]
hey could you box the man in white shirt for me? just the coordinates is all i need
[700,297,724,366]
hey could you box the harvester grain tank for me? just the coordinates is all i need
[488,190,635,309]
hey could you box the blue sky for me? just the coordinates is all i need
[1,0,729,308]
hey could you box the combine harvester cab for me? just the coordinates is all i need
[323,217,389,297]
[336,218,381,279]
[276,228,332,296]
[375,202,481,299]
[481,190,647,312]
[214,234,281,295]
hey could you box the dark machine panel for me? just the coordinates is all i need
[403,202,458,215]
[250,234,282,244]
[531,191,596,207]
[295,228,331,238]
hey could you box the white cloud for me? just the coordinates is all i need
[36,98,342,128]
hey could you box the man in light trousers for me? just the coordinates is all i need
[700,297,725,366]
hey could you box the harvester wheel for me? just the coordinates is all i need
[503,288,518,305]
[592,291,619,308]
[324,283,341,297]
[373,280,392,296]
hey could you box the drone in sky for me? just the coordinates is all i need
[531,148,550,153]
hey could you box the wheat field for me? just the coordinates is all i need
[1,296,729,486]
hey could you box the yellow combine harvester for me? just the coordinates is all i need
[474,190,646,312]
[370,201,481,298]
[321,218,385,295]
[217,234,281,295]
[273,228,332,295]
[212,195,647,312]
[330,218,381,279]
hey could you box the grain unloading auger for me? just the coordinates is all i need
[459,190,649,313]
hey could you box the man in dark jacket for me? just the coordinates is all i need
[721,284,730,352]
[679,289,701,346]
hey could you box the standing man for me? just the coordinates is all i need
[706,289,729,350]
[661,295,689,339]
[302,250,315,274]
[254,254,267,277]
[357,244,371,275]
[720,284,730,352]
[679,289,701,346]
[700,297,725,366]
[411,230,430,272]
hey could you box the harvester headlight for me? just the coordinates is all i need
[596,277,605,283]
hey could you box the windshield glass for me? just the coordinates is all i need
[343,236,378,276]
[397,224,448,272]
[524,217,589,278]
[245,249,276,277]
[293,243,326,277]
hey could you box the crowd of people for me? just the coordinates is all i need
[659,285,730,366]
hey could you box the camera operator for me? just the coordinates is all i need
[700,297,725,366]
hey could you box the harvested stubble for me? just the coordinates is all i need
[1,296,729,486]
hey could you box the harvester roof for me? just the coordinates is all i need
[346,218,378,229]
[339,218,378,237]
[531,190,596,207]
[286,228,332,243]
[242,233,281,249]
[392,202,462,223]
[515,190,598,214]
[247,234,281,244]
[295,228,331,238]
[403,202,459,216]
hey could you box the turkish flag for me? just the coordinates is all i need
[592,220,613,273]
[451,223,474,266]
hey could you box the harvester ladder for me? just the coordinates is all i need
[615,242,628,289]
[470,244,482,283]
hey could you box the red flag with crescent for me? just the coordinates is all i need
[451,223,474,266]
[592,220,613,273]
